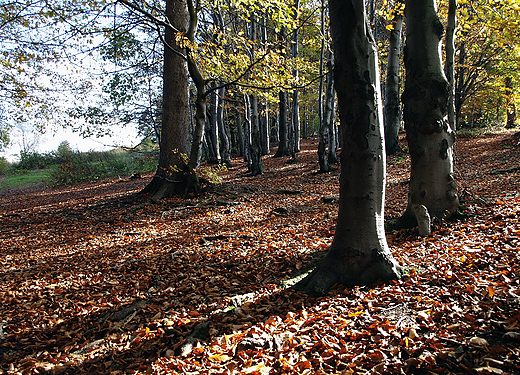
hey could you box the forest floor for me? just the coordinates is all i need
[1,130,519,375]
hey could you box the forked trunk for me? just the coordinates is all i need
[303,0,401,294]
[142,0,197,200]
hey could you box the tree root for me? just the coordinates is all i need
[298,247,402,295]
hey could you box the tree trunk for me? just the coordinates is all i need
[259,18,270,156]
[260,101,270,155]
[384,15,403,155]
[275,90,290,157]
[399,0,459,229]
[206,89,221,164]
[506,77,516,129]
[142,0,194,199]
[292,90,300,155]
[217,87,232,166]
[317,0,330,172]
[291,0,301,155]
[236,107,244,157]
[249,94,264,175]
[455,42,466,129]
[243,93,252,167]
[445,0,457,131]
[324,55,338,165]
[303,0,401,294]
[187,76,207,172]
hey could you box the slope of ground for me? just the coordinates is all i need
[0,131,519,374]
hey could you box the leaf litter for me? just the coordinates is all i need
[0,131,519,374]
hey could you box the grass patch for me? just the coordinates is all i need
[1,148,158,191]
[0,169,51,190]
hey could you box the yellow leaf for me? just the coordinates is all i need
[488,286,495,298]
[208,353,231,362]
[243,363,271,374]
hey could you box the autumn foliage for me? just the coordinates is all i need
[0,132,519,374]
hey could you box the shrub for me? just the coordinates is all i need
[55,141,74,162]
[16,151,56,170]
[0,157,9,175]
[48,149,157,186]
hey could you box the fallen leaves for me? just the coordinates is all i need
[0,133,519,374]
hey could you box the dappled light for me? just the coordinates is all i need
[1,133,519,373]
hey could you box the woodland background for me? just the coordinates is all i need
[1,0,520,374]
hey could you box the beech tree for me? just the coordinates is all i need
[302,0,401,293]
[444,0,456,131]
[398,0,459,232]
[317,0,330,172]
[119,0,301,195]
[446,0,520,128]
[384,11,404,155]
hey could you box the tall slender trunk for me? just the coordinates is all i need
[317,0,330,172]
[302,0,401,294]
[275,90,290,157]
[249,94,264,175]
[455,43,466,129]
[260,18,270,155]
[292,91,300,155]
[217,87,232,166]
[506,77,516,128]
[445,0,457,131]
[236,107,244,157]
[324,53,338,164]
[384,15,403,155]
[206,89,220,164]
[291,0,301,155]
[261,101,270,155]
[243,94,252,167]
[399,0,459,229]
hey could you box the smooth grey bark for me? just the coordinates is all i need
[303,0,401,294]
[275,90,290,157]
[399,0,459,229]
[444,0,457,131]
[217,87,232,166]
[384,15,403,155]
[455,42,465,128]
[236,107,244,157]
[327,112,339,165]
[291,0,301,155]
[249,94,264,175]
[291,90,300,155]
[317,0,330,172]
[243,94,252,167]
[206,89,220,164]
[260,101,270,155]
[506,77,516,128]
[188,69,207,171]
[259,18,270,156]
[324,55,338,165]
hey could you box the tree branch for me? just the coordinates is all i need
[117,0,179,34]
